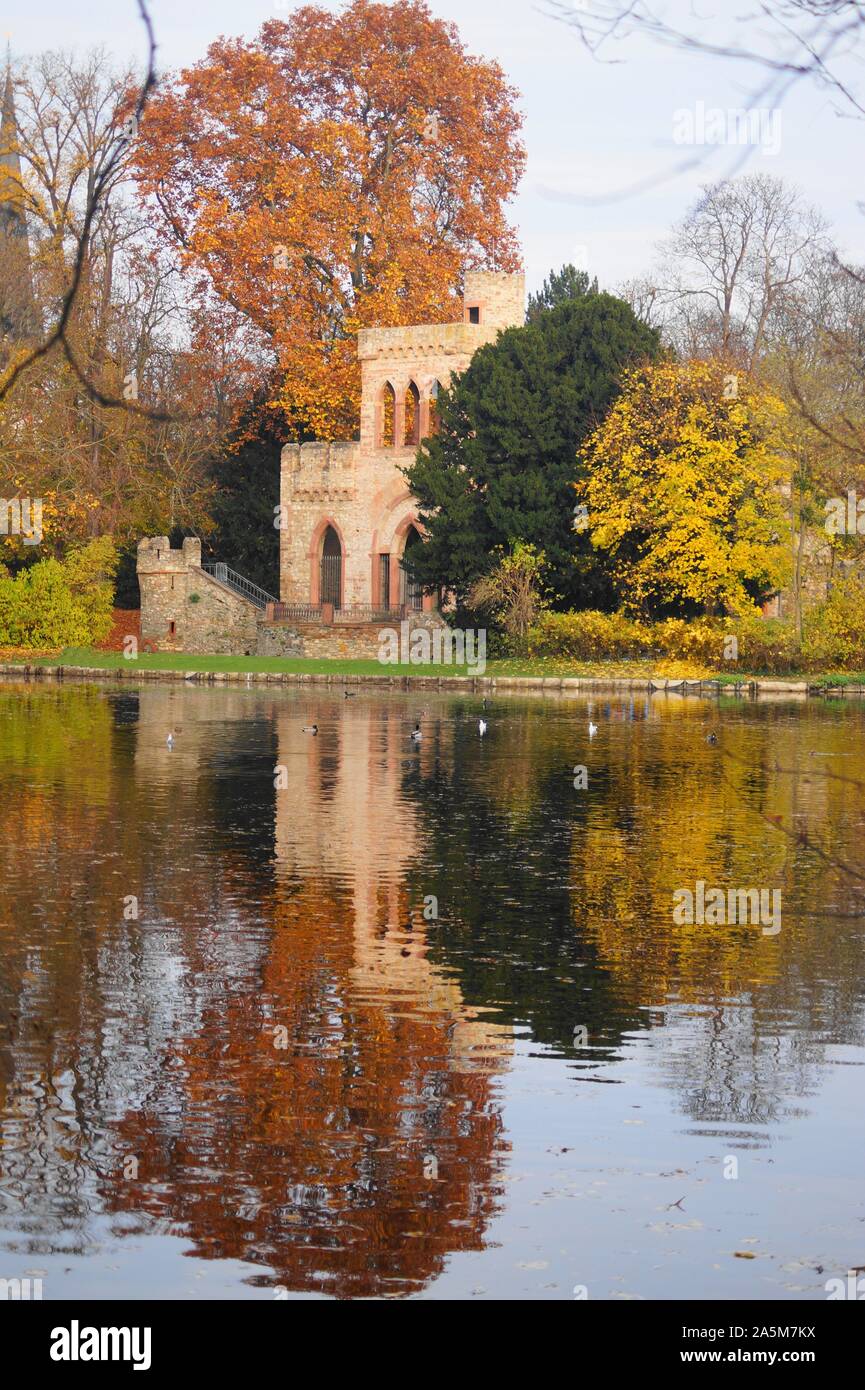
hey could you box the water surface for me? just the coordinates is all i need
[0,681,863,1300]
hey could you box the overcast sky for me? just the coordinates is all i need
[7,0,863,293]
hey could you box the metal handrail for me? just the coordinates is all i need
[201,562,277,610]
[272,602,323,622]
[334,605,406,624]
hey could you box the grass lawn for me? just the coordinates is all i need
[2,647,863,685]
[1,646,706,679]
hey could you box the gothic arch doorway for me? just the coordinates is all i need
[400,525,424,610]
[320,525,342,607]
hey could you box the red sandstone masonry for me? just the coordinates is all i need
[279,270,525,608]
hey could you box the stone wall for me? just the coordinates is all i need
[256,624,305,658]
[137,536,452,659]
[257,611,447,661]
[137,536,260,655]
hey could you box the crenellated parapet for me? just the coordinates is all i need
[357,321,492,364]
[280,442,361,501]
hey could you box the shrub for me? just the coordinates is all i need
[802,579,865,670]
[527,609,654,660]
[526,607,804,673]
[468,543,550,646]
[60,537,117,645]
[733,614,802,674]
[0,538,118,650]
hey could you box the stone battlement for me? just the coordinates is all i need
[281,442,361,472]
[136,535,202,573]
[358,321,494,363]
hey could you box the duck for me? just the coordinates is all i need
[478,718,487,736]
[303,724,318,735]
[344,690,356,698]
[410,723,423,742]
[166,732,174,748]
[588,720,598,737]
[706,731,717,745]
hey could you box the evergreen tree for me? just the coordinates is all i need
[526,264,598,323]
[403,292,660,610]
[205,400,291,595]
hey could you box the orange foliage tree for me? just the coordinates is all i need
[133,0,525,440]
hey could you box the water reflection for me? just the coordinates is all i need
[0,682,864,1298]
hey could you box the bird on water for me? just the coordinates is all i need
[479,718,487,736]
[303,724,318,735]
[411,723,423,742]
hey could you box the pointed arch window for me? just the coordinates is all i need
[379,383,395,448]
[428,380,443,436]
[403,381,421,447]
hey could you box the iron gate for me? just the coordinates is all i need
[320,529,342,606]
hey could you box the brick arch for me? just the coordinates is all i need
[370,502,433,612]
[392,510,425,556]
[307,516,346,606]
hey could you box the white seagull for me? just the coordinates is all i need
[588,720,598,738]
[478,718,487,736]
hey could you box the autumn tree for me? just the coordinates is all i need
[579,358,791,617]
[0,49,261,568]
[132,0,525,440]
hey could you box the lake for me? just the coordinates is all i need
[0,679,863,1300]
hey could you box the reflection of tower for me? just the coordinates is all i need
[0,57,37,349]
[273,699,513,1071]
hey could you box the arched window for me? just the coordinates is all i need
[379,383,395,448]
[404,381,420,447]
[320,525,342,607]
[428,380,443,436]
[400,525,424,611]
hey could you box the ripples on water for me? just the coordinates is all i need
[0,681,863,1299]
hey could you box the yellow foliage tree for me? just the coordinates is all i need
[578,359,791,617]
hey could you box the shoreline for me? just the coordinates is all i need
[0,660,858,697]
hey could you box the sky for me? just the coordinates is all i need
[6,0,863,294]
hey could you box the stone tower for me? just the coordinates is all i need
[279,269,525,610]
[0,56,37,351]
